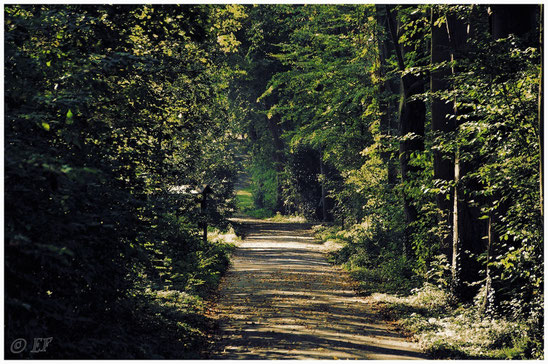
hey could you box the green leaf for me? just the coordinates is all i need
[41,122,50,131]
[66,109,74,124]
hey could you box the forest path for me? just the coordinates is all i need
[209,218,427,359]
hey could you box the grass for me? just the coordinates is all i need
[207,226,242,245]
[234,188,275,218]
[314,225,418,296]
[234,187,308,221]
[266,212,307,223]
[245,208,276,219]
[235,189,254,211]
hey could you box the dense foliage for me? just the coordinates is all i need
[230,4,543,358]
[4,3,543,359]
[5,4,242,358]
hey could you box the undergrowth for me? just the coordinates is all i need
[121,228,235,359]
[315,224,418,296]
[5,213,237,360]
[266,212,307,223]
[235,186,308,221]
[123,227,236,359]
[316,224,543,360]
[372,285,542,359]
[235,187,275,218]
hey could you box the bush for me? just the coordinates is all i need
[372,283,541,360]
[322,219,417,295]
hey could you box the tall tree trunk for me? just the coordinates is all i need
[376,5,398,187]
[376,5,391,171]
[386,5,426,256]
[430,6,455,258]
[446,8,487,301]
[451,150,462,298]
[481,213,494,313]
[319,146,327,222]
[480,4,541,307]
[388,80,400,186]
[490,5,539,44]
[266,112,286,214]
[489,5,541,220]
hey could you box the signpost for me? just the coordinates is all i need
[167,183,213,243]
[197,184,213,243]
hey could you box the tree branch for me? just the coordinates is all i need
[385,5,405,71]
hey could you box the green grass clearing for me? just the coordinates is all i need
[266,212,307,223]
[234,187,275,218]
[235,189,254,211]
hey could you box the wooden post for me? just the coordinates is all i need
[201,193,207,244]
[198,184,213,244]
[319,146,327,222]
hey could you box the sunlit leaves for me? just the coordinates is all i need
[5,4,244,357]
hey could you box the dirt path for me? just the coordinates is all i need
[210,218,427,359]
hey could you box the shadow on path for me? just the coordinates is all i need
[210,218,427,360]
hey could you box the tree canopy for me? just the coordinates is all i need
[4,4,543,359]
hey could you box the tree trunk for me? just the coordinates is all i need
[430,6,455,257]
[386,5,426,256]
[266,112,286,214]
[481,214,494,313]
[376,5,390,170]
[451,151,462,297]
[376,5,398,187]
[447,8,488,301]
[480,4,541,306]
[319,146,327,222]
[489,5,541,220]
[490,5,539,44]
[388,80,400,186]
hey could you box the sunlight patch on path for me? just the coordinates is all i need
[210,219,427,360]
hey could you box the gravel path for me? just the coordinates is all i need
[210,218,427,359]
